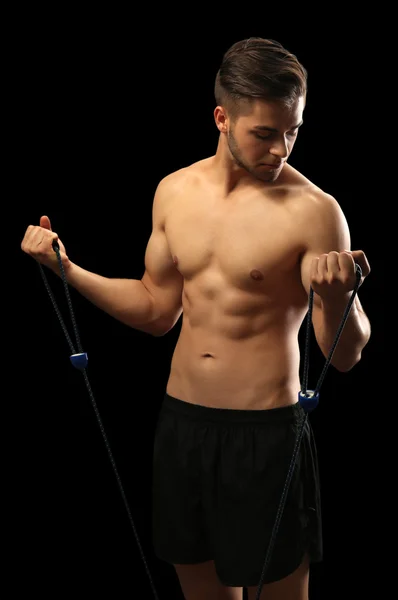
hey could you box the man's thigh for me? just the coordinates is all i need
[246,554,310,600]
[174,560,243,600]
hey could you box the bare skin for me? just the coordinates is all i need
[161,155,329,410]
[139,97,370,412]
[174,554,309,599]
[21,96,371,599]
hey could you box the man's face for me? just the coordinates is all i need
[226,96,305,182]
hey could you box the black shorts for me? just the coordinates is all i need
[152,393,323,587]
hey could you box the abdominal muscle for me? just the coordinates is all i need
[166,291,305,410]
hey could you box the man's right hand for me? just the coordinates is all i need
[21,215,70,273]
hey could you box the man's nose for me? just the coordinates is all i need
[269,136,289,159]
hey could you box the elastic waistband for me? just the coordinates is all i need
[162,393,304,424]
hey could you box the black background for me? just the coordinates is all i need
[12,10,386,600]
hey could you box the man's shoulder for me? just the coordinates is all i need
[284,164,341,213]
[157,157,213,192]
[151,158,213,218]
[294,182,350,248]
[276,165,349,246]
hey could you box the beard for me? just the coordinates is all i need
[227,127,278,182]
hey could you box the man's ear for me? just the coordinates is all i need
[214,106,228,133]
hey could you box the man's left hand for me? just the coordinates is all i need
[310,250,371,302]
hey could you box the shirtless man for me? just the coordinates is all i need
[21,37,371,600]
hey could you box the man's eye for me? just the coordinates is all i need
[253,130,298,141]
[254,133,271,140]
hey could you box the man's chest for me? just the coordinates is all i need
[165,199,304,291]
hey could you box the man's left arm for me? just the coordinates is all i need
[300,195,371,372]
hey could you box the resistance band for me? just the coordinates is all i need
[37,241,362,599]
[254,261,362,599]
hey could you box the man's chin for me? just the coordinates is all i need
[254,170,279,183]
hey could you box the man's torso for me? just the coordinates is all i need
[162,158,325,409]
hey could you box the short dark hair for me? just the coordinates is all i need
[214,37,308,119]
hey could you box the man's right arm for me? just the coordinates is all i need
[66,176,183,336]
[22,177,184,336]
[63,264,161,333]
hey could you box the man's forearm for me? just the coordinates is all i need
[316,294,371,372]
[60,261,158,332]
